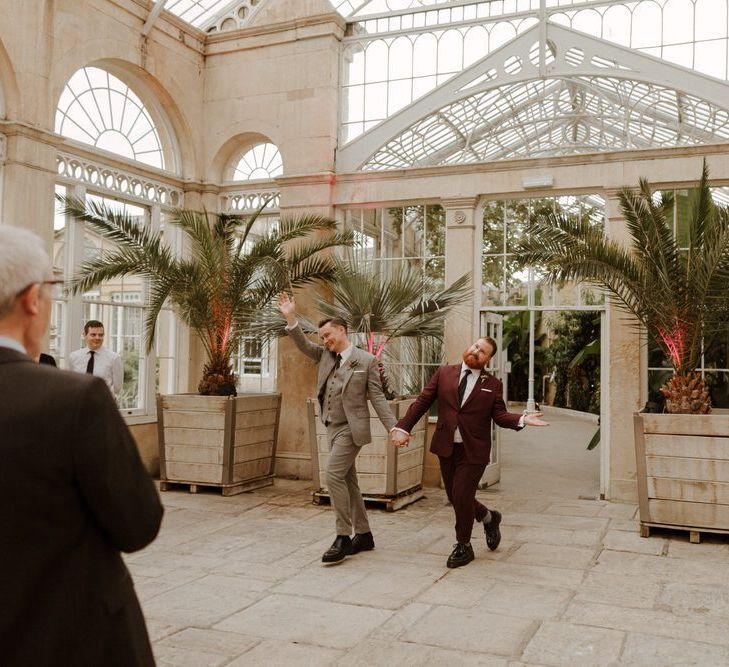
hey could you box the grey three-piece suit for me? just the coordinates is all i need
[286,324,396,535]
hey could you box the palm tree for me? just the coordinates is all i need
[263,259,471,397]
[517,161,729,414]
[58,196,353,395]
[316,260,471,397]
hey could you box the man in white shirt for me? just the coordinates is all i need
[68,320,123,396]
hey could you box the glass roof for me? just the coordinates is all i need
[162,0,240,29]
[362,76,729,170]
[336,0,729,171]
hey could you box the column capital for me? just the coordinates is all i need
[440,196,480,210]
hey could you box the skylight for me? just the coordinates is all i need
[163,0,238,29]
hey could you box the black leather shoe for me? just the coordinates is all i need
[446,542,474,568]
[483,510,502,551]
[322,535,353,564]
[351,531,375,554]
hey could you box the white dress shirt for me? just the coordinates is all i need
[454,363,526,441]
[454,363,480,442]
[68,346,123,395]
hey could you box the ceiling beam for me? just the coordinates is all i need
[142,0,168,37]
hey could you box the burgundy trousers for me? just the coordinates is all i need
[439,442,489,544]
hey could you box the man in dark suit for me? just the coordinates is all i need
[394,336,548,568]
[0,227,163,666]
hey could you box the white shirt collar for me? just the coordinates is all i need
[338,343,354,364]
[0,336,27,354]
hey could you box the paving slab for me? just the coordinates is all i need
[402,606,537,655]
[620,632,729,666]
[127,409,729,666]
[226,640,344,666]
[214,593,393,649]
[521,621,624,667]
[573,571,661,609]
[342,639,509,666]
[563,600,729,648]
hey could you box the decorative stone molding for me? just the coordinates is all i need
[221,189,280,213]
[205,1,264,34]
[56,152,184,208]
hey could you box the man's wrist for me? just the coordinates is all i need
[390,427,410,435]
[284,319,299,330]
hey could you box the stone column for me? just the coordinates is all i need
[0,124,56,243]
[442,197,482,363]
[602,191,643,502]
[274,173,337,480]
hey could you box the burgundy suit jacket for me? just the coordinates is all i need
[397,364,523,465]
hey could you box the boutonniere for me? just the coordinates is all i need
[348,358,360,369]
[479,370,489,381]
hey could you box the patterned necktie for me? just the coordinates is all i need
[458,369,471,405]
[86,350,95,374]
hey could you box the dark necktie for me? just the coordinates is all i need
[458,369,471,406]
[86,350,95,374]
[334,353,342,370]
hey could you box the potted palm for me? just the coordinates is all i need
[517,160,729,540]
[265,259,470,508]
[59,196,352,495]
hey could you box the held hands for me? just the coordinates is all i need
[390,429,410,448]
[524,411,549,427]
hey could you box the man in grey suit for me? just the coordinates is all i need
[0,227,163,665]
[278,293,409,564]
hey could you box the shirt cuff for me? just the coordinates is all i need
[390,427,410,435]
[284,320,299,331]
[518,415,526,427]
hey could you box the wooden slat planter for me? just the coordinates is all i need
[634,410,729,542]
[307,398,428,510]
[158,393,281,496]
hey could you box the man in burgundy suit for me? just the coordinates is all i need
[394,336,548,568]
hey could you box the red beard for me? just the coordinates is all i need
[462,350,485,370]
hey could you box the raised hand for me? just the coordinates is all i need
[277,292,296,323]
[524,412,549,427]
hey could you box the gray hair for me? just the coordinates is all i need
[0,226,52,318]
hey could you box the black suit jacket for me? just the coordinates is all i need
[0,347,163,666]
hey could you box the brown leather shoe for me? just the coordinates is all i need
[351,531,375,554]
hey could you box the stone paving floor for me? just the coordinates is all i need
[129,409,729,666]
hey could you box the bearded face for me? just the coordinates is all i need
[461,339,494,370]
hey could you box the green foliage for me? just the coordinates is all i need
[501,295,547,402]
[385,205,446,282]
[59,195,353,394]
[546,311,600,414]
[518,160,729,381]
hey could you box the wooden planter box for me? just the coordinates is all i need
[307,397,428,510]
[634,410,729,542]
[158,393,281,496]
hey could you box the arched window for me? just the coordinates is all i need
[56,67,165,170]
[232,143,283,181]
